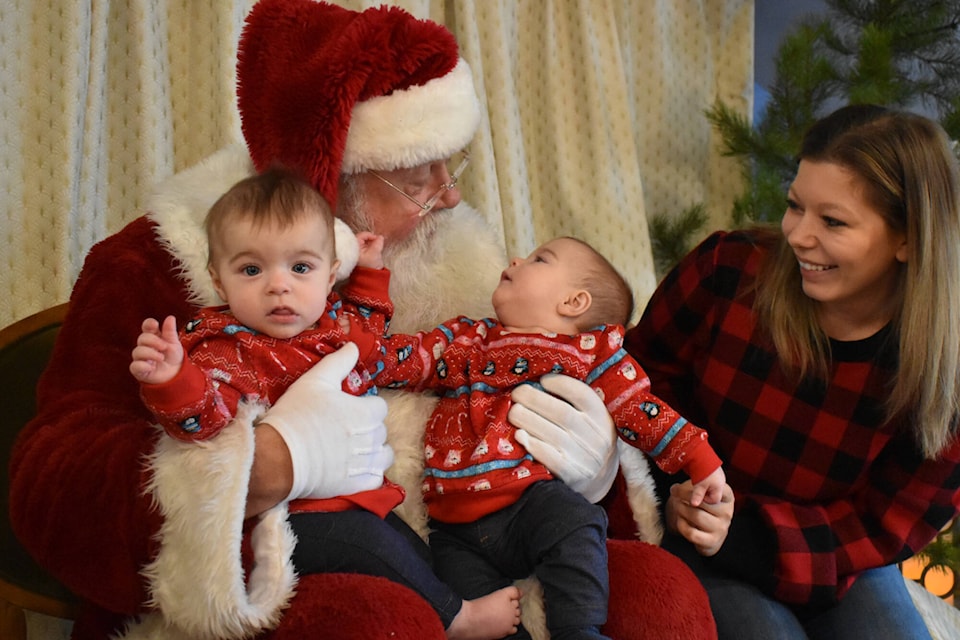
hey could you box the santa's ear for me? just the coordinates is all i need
[558,289,591,318]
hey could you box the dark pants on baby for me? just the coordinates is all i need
[430,479,610,640]
[289,510,462,628]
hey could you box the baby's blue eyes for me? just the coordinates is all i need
[241,264,312,276]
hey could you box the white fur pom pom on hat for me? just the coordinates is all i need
[334,218,359,282]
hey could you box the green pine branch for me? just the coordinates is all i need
[648,0,960,280]
[648,204,708,279]
[712,0,960,229]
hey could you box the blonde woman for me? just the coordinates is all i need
[624,104,960,639]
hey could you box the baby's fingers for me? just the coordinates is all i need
[131,343,164,363]
[688,483,707,508]
[136,331,168,350]
[141,317,161,334]
[701,484,724,506]
[160,315,179,341]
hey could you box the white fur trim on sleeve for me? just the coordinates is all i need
[618,440,663,544]
[119,402,297,640]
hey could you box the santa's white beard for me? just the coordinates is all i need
[389,207,505,333]
[341,196,505,334]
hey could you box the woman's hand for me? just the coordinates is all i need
[666,480,734,557]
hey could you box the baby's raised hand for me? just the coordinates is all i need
[356,231,385,270]
[129,315,185,385]
[689,466,726,507]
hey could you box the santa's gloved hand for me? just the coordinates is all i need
[510,374,618,503]
[262,342,393,501]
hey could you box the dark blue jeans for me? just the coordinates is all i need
[662,533,932,640]
[289,510,462,628]
[430,480,610,640]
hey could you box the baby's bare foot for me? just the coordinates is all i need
[446,586,521,640]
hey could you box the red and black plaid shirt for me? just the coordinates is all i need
[626,229,960,606]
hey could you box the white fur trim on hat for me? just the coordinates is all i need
[342,59,480,173]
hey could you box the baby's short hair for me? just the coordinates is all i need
[205,166,335,265]
[565,237,634,330]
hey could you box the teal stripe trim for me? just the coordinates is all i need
[650,417,687,456]
[425,454,534,478]
[585,348,626,384]
[442,380,510,398]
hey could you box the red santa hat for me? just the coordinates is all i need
[236,0,482,207]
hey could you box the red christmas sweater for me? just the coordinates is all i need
[140,267,403,516]
[374,317,721,523]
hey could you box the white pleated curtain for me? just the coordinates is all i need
[0,0,753,328]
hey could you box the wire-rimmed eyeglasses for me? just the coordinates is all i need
[369,150,470,217]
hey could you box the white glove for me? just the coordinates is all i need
[509,374,618,503]
[262,342,393,501]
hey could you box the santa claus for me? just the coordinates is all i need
[10,1,716,638]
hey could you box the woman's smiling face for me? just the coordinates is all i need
[782,159,908,335]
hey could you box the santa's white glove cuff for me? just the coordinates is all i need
[262,342,392,501]
[510,374,618,503]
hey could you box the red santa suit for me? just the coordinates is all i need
[9,1,717,638]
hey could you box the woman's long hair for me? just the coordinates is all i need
[755,105,960,458]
